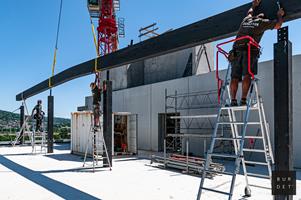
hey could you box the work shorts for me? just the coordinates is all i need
[230,49,259,81]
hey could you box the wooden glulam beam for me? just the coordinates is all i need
[16,0,301,101]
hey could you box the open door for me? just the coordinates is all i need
[127,114,138,154]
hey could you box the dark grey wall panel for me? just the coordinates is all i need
[127,61,145,88]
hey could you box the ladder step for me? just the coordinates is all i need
[214,137,242,141]
[201,187,231,196]
[208,153,238,159]
[243,148,266,153]
[221,106,258,111]
[214,136,264,141]
[217,122,260,125]
[246,172,270,179]
[244,160,269,166]
[93,156,104,159]
[244,136,264,139]
[204,169,234,176]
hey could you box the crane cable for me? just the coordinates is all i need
[49,0,64,88]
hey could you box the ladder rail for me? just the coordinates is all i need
[83,114,112,171]
[254,81,273,177]
[82,125,92,167]
[197,107,223,200]
[226,85,240,155]
[257,87,275,164]
[239,82,258,191]
[197,63,232,200]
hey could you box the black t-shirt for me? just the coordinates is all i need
[32,104,44,119]
[92,85,102,105]
[234,16,277,49]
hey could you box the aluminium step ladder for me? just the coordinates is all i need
[13,117,47,154]
[12,115,32,146]
[196,64,274,200]
[31,124,47,154]
[13,99,47,154]
[83,115,112,172]
[12,100,33,146]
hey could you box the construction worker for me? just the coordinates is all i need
[229,0,285,106]
[32,100,45,132]
[90,81,102,128]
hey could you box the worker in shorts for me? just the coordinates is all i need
[90,81,102,128]
[229,0,285,106]
[32,100,45,132]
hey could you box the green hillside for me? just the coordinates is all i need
[0,109,71,141]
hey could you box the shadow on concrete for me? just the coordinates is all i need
[0,155,101,200]
[45,153,84,162]
[2,153,36,156]
[54,143,70,151]
[114,157,145,162]
[38,167,111,174]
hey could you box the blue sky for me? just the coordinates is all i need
[0,0,300,118]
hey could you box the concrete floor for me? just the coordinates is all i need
[0,144,300,200]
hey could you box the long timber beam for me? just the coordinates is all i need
[16,0,301,101]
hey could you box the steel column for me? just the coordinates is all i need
[47,95,54,153]
[273,26,293,200]
[103,80,113,166]
[20,105,24,144]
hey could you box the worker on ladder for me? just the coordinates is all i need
[32,100,45,132]
[90,77,102,129]
[229,0,285,106]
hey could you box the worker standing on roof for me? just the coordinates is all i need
[229,0,285,106]
[90,80,102,128]
[32,100,45,132]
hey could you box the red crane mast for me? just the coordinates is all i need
[97,0,118,56]
[88,0,119,80]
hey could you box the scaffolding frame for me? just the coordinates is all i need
[150,89,227,175]
[164,89,223,154]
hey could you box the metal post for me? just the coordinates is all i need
[20,105,24,144]
[186,138,189,173]
[174,90,178,152]
[106,70,110,80]
[47,95,54,153]
[273,26,294,200]
[165,89,167,113]
[203,139,206,157]
[164,139,167,168]
[103,80,113,166]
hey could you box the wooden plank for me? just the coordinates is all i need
[16,0,301,101]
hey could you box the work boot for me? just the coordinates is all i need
[230,99,238,107]
[240,98,247,106]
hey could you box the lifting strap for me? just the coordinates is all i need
[49,0,63,88]
[89,16,100,74]
[89,15,101,88]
